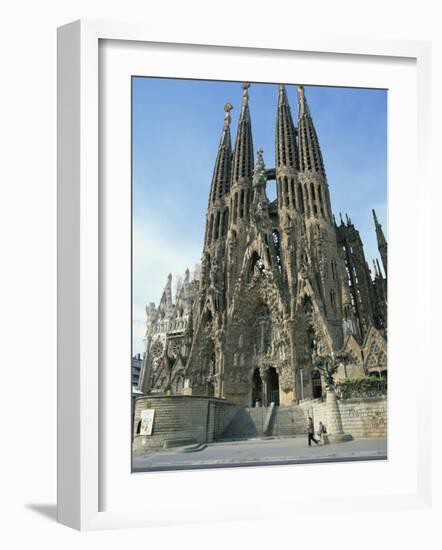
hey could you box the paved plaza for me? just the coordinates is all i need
[132,436,387,472]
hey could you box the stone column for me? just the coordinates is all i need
[260,367,269,406]
[326,388,352,443]
[284,320,298,402]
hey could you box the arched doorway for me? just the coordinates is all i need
[311,369,322,399]
[267,367,280,406]
[252,368,263,406]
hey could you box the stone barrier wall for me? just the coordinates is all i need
[133,395,241,451]
[133,394,387,453]
[299,396,387,438]
[338,397,387,438]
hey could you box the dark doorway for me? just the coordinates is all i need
[267,367,280,406]
[252,368,263,406]
[207,382,215,397]
[311,369,322,399]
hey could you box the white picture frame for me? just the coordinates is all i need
[57,19,433,531]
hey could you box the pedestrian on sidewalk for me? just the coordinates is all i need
[307,417,319,446]
[317,421,327,443]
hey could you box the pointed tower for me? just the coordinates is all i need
[335,218,375,340]
[276,85,300,214]
[297,85,332,221]
[229,83,254,230]
[223,83,256,304]
[275,85,301,291]
[373,209,387,276]
[203,103,233,249]
[295,86,345,347]
[198,103,234,315]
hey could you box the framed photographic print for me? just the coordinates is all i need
[57,19,432,530]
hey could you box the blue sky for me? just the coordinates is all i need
[132,78,387,355]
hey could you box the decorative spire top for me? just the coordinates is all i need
[232,83,254,183]
[253,147,266,188]
[278,84,288,106]
[241,82,251,103]
[372,209,379,225]
[208,103,233,203]
[297,85,310,117]
[224,102,233,127]
[372,208,388,275]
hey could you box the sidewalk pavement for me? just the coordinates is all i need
[132,436,387,472]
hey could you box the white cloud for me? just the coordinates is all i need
[132,211,202,354]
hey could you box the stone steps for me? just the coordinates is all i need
[219,405,307,440]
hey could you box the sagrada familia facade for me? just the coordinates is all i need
[138,83,388,407]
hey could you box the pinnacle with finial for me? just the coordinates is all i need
[223,102,233,127]
[241,82,251,102]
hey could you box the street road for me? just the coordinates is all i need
[132,436,387,472]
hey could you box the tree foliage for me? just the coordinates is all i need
[335,376,387,399]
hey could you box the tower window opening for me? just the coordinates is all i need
[207,214,214,244]
[222,208,229,236]
[290,179,296,208]
[239,189,245,219]
[233,193,238,224]
[250,251,265,278]
[298,183,305,214]
[318,185,323,207]
[214,211,220,240]
[272,229,282,270]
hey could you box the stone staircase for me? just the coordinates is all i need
[219,404,307,440]
[268,406,307,437]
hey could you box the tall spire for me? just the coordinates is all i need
[209,103,233,203]
[372,209,387,275]
[276,85,299,170]
[232,83,254,183]
[203,104,233,248]
[297,85,326,177]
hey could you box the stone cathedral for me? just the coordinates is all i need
[139,84,388,408]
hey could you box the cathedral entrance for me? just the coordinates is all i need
[311,370,322,399]
[207,382,215,397]
[252,368,263,406]
[267,367,280,406]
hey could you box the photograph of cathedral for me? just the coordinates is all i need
[131,79,388,471]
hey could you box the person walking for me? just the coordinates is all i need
[317,421,327,443]
[307,417,319,446]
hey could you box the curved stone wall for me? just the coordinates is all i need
[132,395,239,452]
